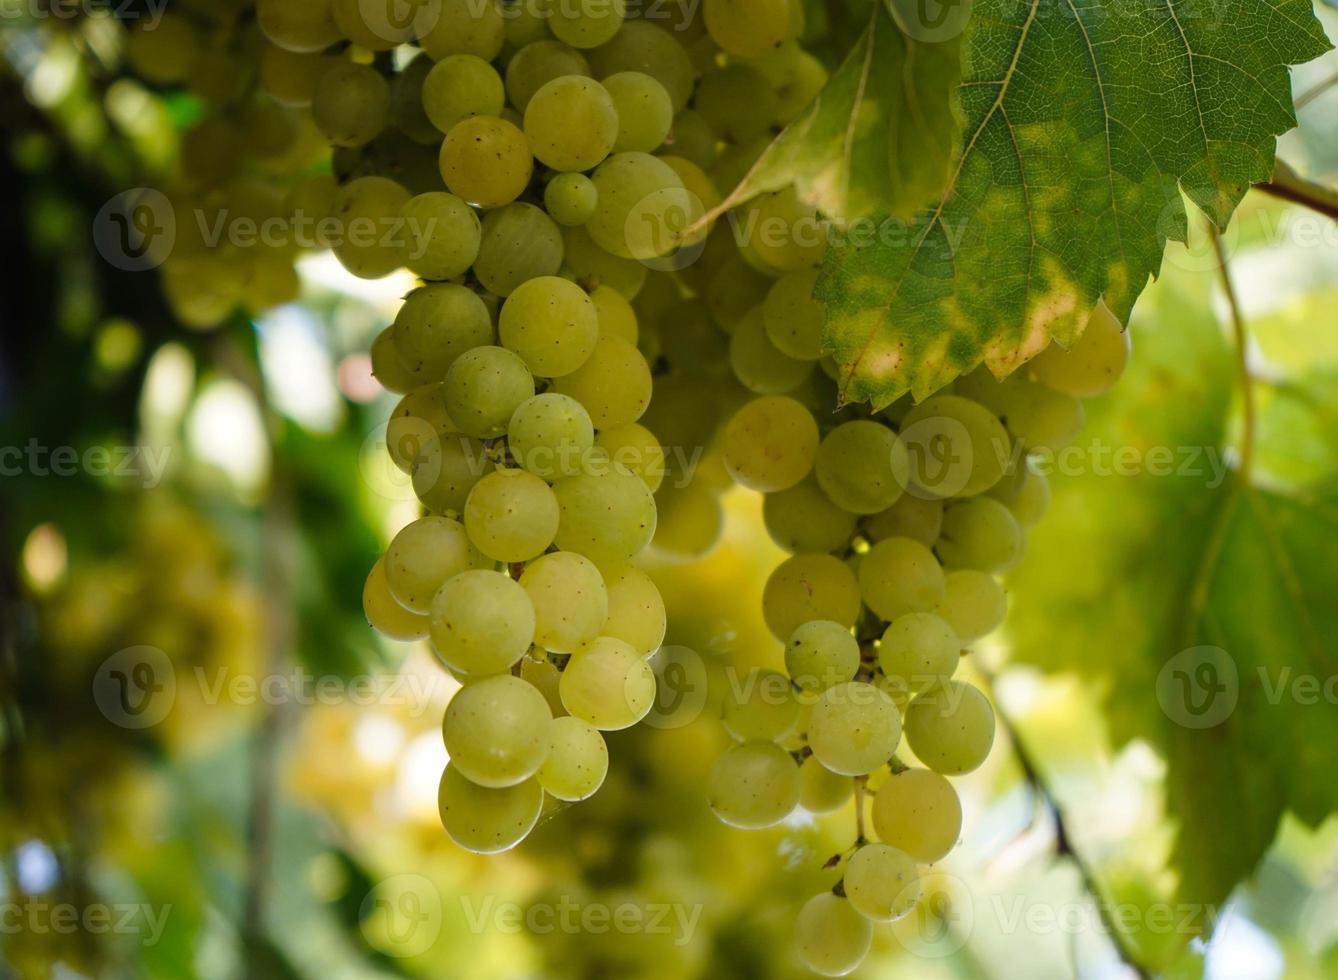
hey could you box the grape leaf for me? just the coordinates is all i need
[700,1,966,223]
[817,0,1331,408]
[1007,266,1338,913]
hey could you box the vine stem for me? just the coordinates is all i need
[1209,229,1256,477]
[853,776,868,844]
[1295,71,1338,110]
[1255,159,1338,223]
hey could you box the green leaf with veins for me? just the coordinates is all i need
[1007,265,1338,917]
[816,0,1331,408]
[699,2,965,224]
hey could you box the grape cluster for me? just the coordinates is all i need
[706,303,1130,974]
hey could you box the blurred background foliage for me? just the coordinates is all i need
[4,2,1338,979]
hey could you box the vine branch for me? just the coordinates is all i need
[1209,229,1256,478]
[1255,159,1338,223]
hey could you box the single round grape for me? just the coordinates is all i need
[898,394,1010,499]
[706,740,801,829]
[799,756,853,814]
[815,420,909,515]
[844,844,920,922]
[363,558,429,641]
[550,0,626,49]
[729,307,814,394]
[545,173,599,226]
[663,109,717,169]
[439,116,533,208]
[594,423,665,491]
[808,681,901,776]
[499,275,600,378]
[589,20,694,112]
[871,767,963,863]
[989,462,1050,527]
[763,269,824,360]
[1031,301,1129,397]
[723,668,800,742]
[370,325,422,394]
[391,284,491,379]
[602,71,674,153]
[786,620,860,693]
[520,654,565,716]
[333,176,411,279]
[312,63,389,148]
[384,516,489,613]
[658,156,719,249]
[550,334,652,428]
[538,716,609,801]
[443,346,536,439]
[587,152,692,261]
[904,680,996,775]
[695,64,779,142]
[505,39,592,112]
[878,613,959,698]
[794,893,871,977]
[463,468,560,562]
[520,551,609,653]
[763,554,861,641]
[475,203,564,297]
[858,537,945,622]
[704,252,771,330]
[721,395,819,493]
[704,0,793,58]
[508,393,595,481]
[598,559,666,655]
[561,225,647,298]
[652,481,724,559]
[442,675,553,787]
[413,433,495,516]
[430,570,536,675]
[559,636,656,729]
[523,75,619,171]
[937,497,1024,573]
[397,193,482,282]
[437,764,543,854]
[744,185,825,272]
[332,0,414,50]
[935,569,1007,642]
[553,467,657,563]
[387,383,451,471]
[762,477,857,554]
[257,0,340,53]
[387,54,440,145]
[999,381,1085,451]
[422,54,505,134]
[418,0,506,61]
[865,493,944,548]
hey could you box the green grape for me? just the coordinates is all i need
[815,420,909,515]
[589,21,694,112]
[762,269,824,361]
[999,380,1085,451]
[475,203,565,296]
[808,681,901,776]
[388,54,440,145]
[871,767,962,863]
[898,394,1010,499]
[443,345,536,439]
[776,48,828,121]
[418,0,506,61]
[706,741,801,829]
[370,325,424,394]
[762,554,861,641]
[723,668,800,742]
[553,467,657,562]
[721,395,818,493]
[505,1,551,49]
[904,680,996,775]
[695,65,778,142]
[652,480,724,559]
[422,54,505,134]
[589,284,638,342]
[935,569,1006,642]
[704,0,794,58]
[794,893,871,977]
[561,225,647,298]
[413,433,495,515]
[312,63,389,148]
[363,558,429,641]
[550,0,626,48]
[559,636,656,729]
[520,551,609,652]
[430,569,536,675]
[520,653,566,716]
[937,497,1024,573]
[508,393,595,481]
[437,764,543,854]
[858,537,945,622]
[391,284,491,378]
[729,307,814,394]
[1031,301,1130,397]
[745,186,825,272]
[704,253,771,331]
[865,493,943,548]
[597,559,666,655]
[498,275,600,377]
[844,844,920,922]
[439,116,533,209]
[442,675,553,787]
[258,43,332,108]
[332,0,414,49]
[384,516,489,613]
[763,476,857,554]
[523,75,619,171]
[386,383,455,473]
[550,334,652,428]
[587,152,692,261]
[538,716,609,801]
[786,620,860,693]
[989,462,1050,527]
[798,756,853,814]
[333,176,410,279]
[601,71,674,153]
[463,468,560,562]
[662,110,717,169]
[505,40,592,112]
[878,613,959,699]
[257,0,340,53]
[545,173,600,226]
[594,423,665,491]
